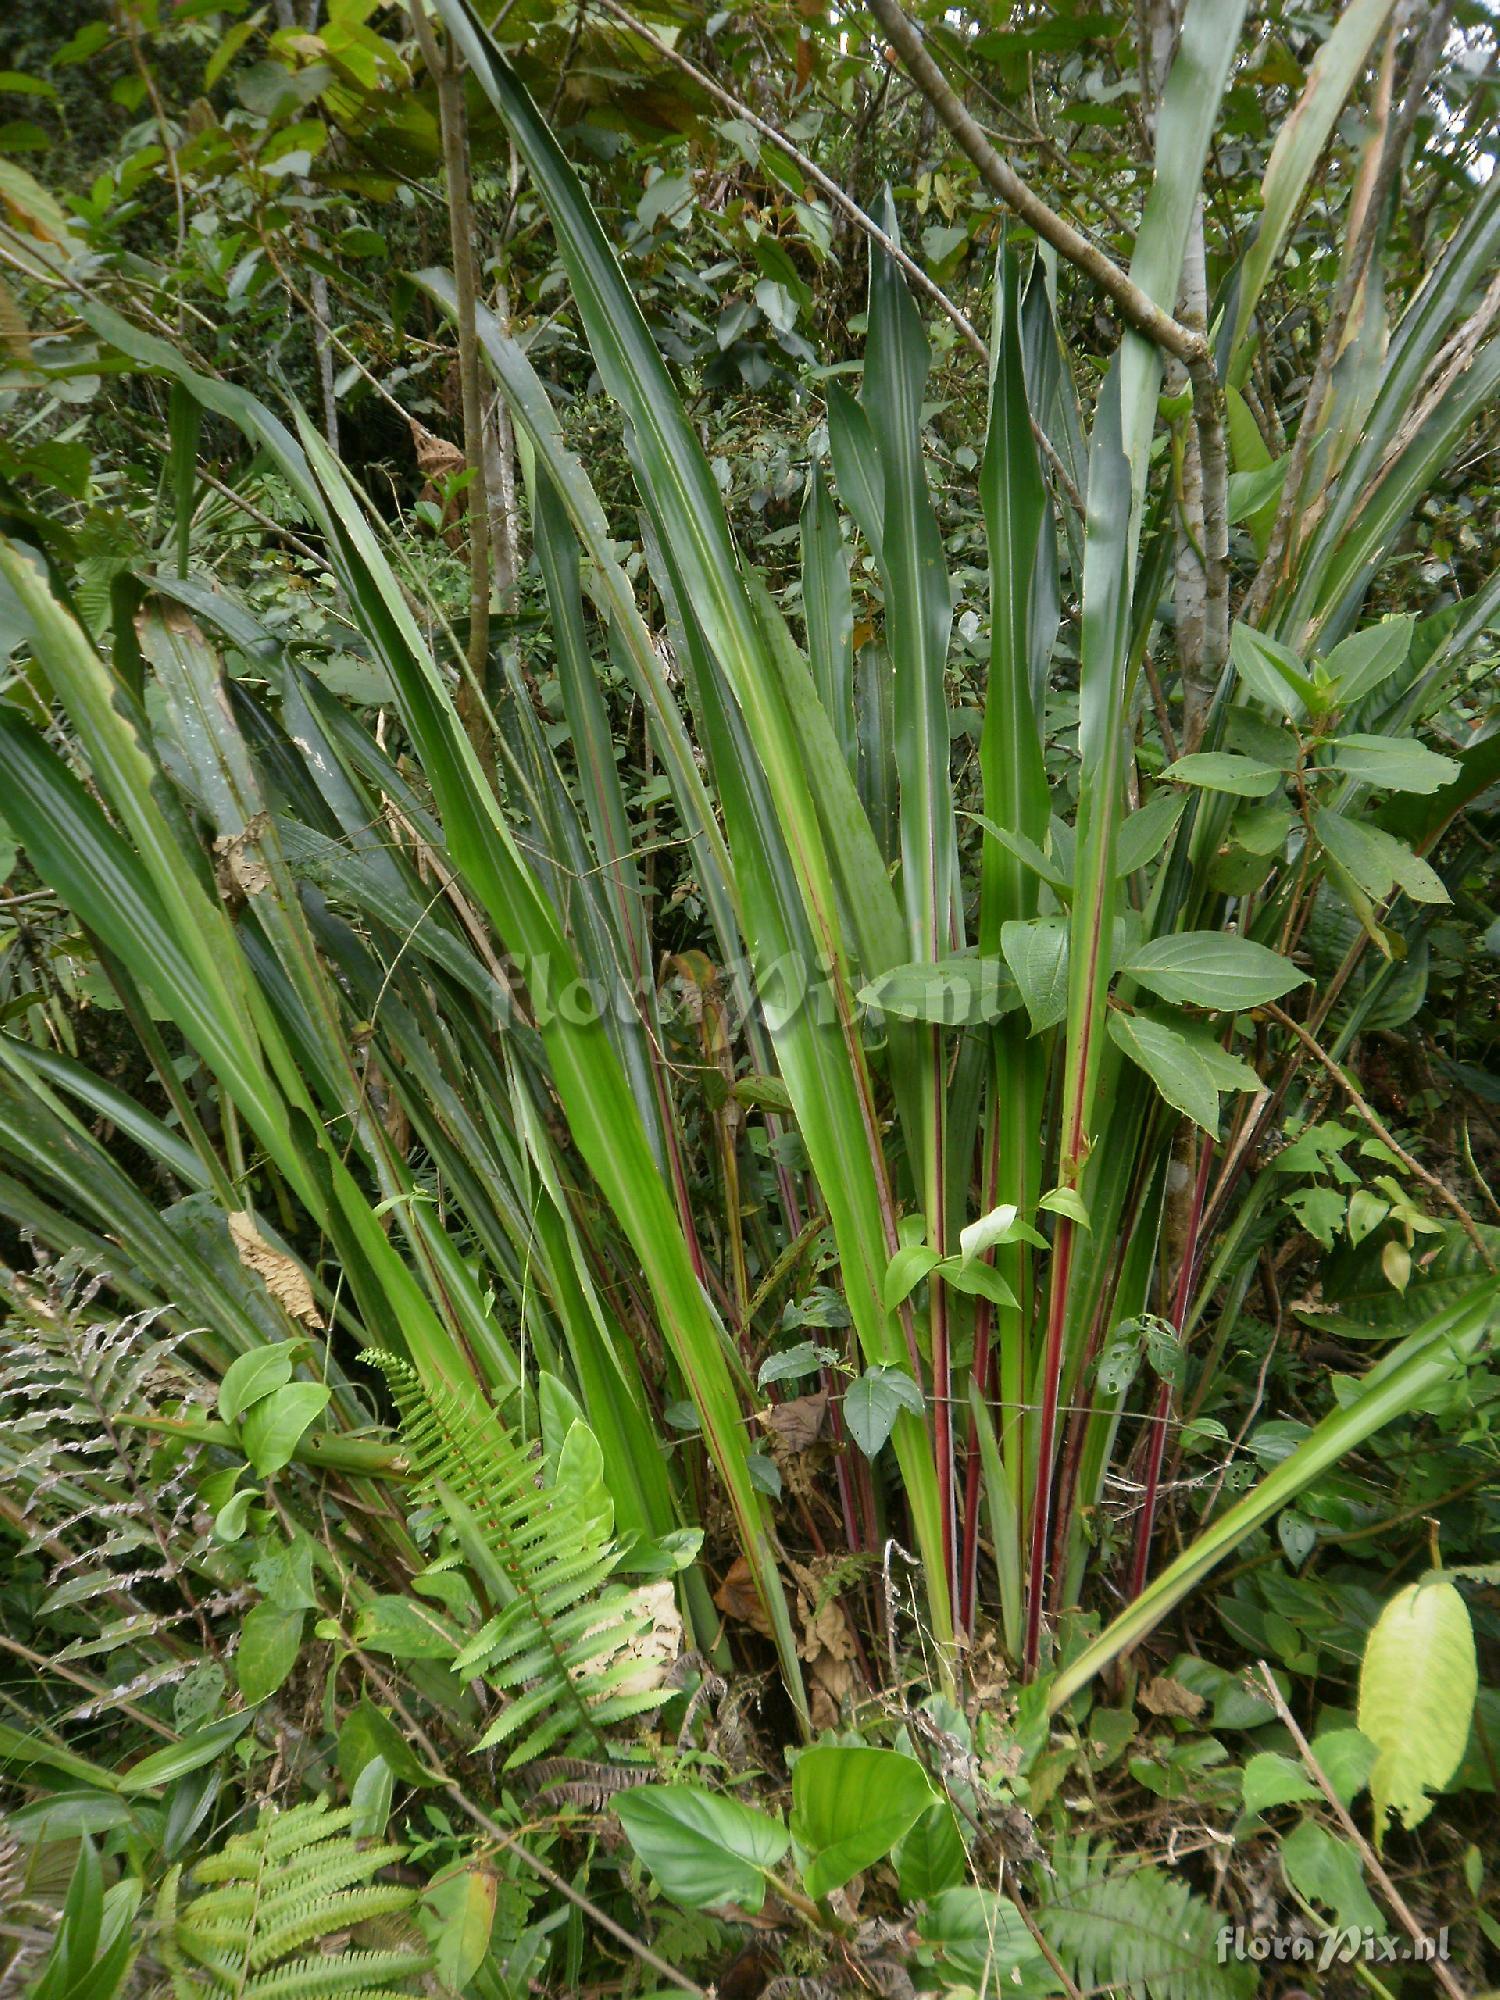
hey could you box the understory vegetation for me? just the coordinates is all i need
[0,1,1497,1995]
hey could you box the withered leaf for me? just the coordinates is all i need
[227,1211,325,1328]
[713,1554,774,1637]
[757,1390,828,1453]
[1139,1674,1206,1720]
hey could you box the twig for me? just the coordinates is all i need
[1263,1001,1494,1269]
[863,0,1208,367]
[195,464,327,569]
[1257,1663,1468,2000]
[0,1633,178,1743]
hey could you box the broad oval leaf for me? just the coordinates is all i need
[1231,622,1315,716]
[1240,1751,1319,1816]
[897,1801,966,1901]
[117,1712,253,1794]
[999,917,1069,1035]
[217,1342,295,1423]
[790,1745,937,1899]
[1107,1012,1220,1133]
[1328,735,1460,795]
[1120,932,1307,1009]
[352,1595,459,1662]
[235,1603,304,1703]
[1321,616,1413,706]
[1358,1580,1476,1840]
[858,954,1019,1027]
[615,1783,789,1911]
[240,1381,332,1477]
[844,1366,924,1457]
[883,1243,940,1312]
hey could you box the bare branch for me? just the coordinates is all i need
[864,0,1208,366]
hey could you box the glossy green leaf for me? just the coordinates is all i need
[615,1784,789,1911]
[790,1746,937,1899]
[240,1381,331,1477]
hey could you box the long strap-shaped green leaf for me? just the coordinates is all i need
[1119,0,1248,524]
[1049,1280,1499,1711]
[1224,0,1399,379]
[977,248,1051,1535]
[0,551,480,1378]
[427,20,954,1650]
[9,333,803,1705]
[287,416,806,1716]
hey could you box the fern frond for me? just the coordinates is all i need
[165,1798,429,2000]
[1040,1836,1256,2000]
[373,1355,663,1768]
[0,1285,217,1666]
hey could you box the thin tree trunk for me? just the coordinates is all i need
[273,0,339,452]
[409,0,494,766]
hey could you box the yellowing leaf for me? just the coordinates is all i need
[1358,1580,1476,1844]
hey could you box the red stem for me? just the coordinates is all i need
[959,1115,1004,1631]
[929,1026,956,1609]
[1127,1136,1215,1602]
[1023,1214,1077,1674]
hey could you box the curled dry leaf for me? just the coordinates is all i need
[213,813,273,901]
[227,1211,325,1328]
[714,1554,776,1638]
[756,1390,828,1453]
